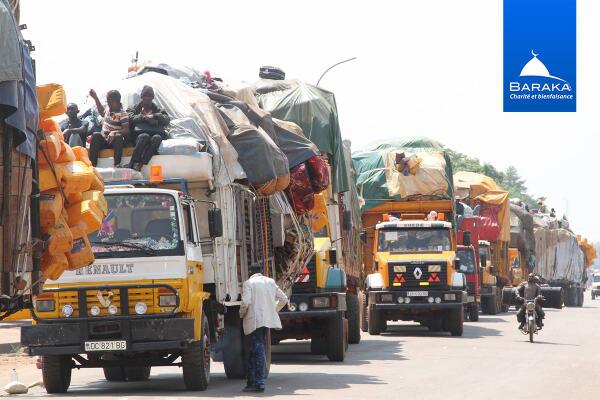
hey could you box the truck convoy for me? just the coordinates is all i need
[353,137,467,336]
[257,76,363,359]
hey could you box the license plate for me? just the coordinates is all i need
[84,340,127,352]
[406,291,428,297]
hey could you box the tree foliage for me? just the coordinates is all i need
[445,147,538,206]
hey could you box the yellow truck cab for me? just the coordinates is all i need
[477,240,502,314]
[21,179,280,393]
[364,217,467,336]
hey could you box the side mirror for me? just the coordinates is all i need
[360,230,367,243]
[329,249,338,266]
[489,265,497,274]
[342,210,352,232]
[208,208,223,238]
[454,258,460,270]
[463,231,471,247]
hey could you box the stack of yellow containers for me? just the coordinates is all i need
[37,84,108,281]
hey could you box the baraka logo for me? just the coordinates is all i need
[508,50,574,100]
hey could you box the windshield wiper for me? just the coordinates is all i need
[90,241,156,255]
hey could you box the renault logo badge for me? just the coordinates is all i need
[413,267,423,280]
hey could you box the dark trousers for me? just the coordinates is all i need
[517,304,545,325]
[129,133,163,167]
[89,132,124,167]
[246,327,267,389]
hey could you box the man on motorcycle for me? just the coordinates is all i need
[515,273,545,330]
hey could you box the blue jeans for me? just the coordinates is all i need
[246,327,267,388]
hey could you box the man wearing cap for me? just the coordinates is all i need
[61,103,89,147]
[127,85,171,171]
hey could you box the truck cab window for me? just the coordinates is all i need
[183,203,195,243]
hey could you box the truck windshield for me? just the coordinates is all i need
[594,275,600,283]
[89,193,183,258]
[378,228,451,252]
[457,248,476,273]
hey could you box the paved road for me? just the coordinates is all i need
[4,301,599,399]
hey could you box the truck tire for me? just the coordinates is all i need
[103,367,126,382]
[347,293,361,344]
[182,315,211,391]
[447,305,464,337]
[125,366,151,381]
[592,293,596,300]
[311,335,327,355]
[360,292,369,332]
[482,294,499,315]
[468,303,479,322]
[223,309,246,379]
[42,355,72,394]
[326,312,348,362]
[367,305,384,335]
[578,289,584,307]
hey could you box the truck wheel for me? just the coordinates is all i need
[326,312,348,362]
[347,293,361,344]
[468,304,479,322]
[103,367,126,382]
[311,334,327,355]
[360,292,369,332]
[42,355,72,394]
[182,315,211,391]
[125,366,151,381]
[223,308,246,379]
[592,293,596,300]
[447,306,464,337]
[578,289,584,307]
[367,305,383,335]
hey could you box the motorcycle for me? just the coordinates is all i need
[519,296,544,343]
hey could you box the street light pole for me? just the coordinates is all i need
[316,57,357,86]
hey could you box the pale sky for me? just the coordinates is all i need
[21,0,599,241]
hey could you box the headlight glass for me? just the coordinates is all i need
[380,293,393,303]
[312,296,331,308]
[108,305,118,315]
[90,306,101,316]
[299,302,309,312]
[135,302,148,315]
[62,304,74,317]
[35,299,55,312]
[288,302,297,312]
[526,302,535,311]
[159,295,177,307]
[444,293,456,301]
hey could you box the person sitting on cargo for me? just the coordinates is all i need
[127,85,171,171]
[61,103,89,147]
[88,89,129,167]
[515,273,545,330]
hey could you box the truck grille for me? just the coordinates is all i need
[388,262,447,290]
[292,255,317,294]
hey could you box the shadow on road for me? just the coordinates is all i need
[379,323,502,339]
[475,316,509,323]
[65,370,385,397]
[271,338,406,366]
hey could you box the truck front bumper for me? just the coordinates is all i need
[368,289,466,312]
[21,318,194,356]
[279,292,346,320]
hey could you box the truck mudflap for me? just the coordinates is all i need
[279,292,346,320]
[21,318,194,356]
[368,290,466,311]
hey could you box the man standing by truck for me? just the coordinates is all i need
[240,269,289,393]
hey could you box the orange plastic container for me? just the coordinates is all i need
[65,225,95,270]
[72,146,92,167]
[90,168,105,191]
[46,216,73,255]
[67,200,103,235]
[39,118,64,141]
[40,189,64,233]
[60,161,94,194]
[41,251,68,281]
[82,190,108,216]
[56,141,76,163]
[37,84,67,119]
[38,134,61,164]
[39,164,63,192]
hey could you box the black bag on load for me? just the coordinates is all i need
[259,66,286,81]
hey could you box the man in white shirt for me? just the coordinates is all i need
[239,270,289,393]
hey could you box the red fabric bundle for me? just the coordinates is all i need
[286,163,315,215]
[305,155,329,194]
[477,203,501,241]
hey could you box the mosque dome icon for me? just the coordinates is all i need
[519,50,565,81]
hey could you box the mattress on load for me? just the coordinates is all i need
[141,152,213,182]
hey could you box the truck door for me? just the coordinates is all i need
[182,200,203,269]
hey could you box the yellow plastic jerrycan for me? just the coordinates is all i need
[41,251,69,281]
[90,167,105,191]
[65,225,95,270]
[56,141,76,163]
[82,190,108,217]
[67,200,103,235]
[71,146,92,167]
[60,161,94,194]
[46,216,73,255]
[38,133,61,165]
[40,189,64,234]
[39,164,64,192]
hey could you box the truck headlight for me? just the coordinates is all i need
[444,293,456,301]
[159,295,177,307]
[288,302,297,312]
[299,302,309,312]
[108,305,118,315]
[379,293,394,303]
[135,302,148,315]
[312,296,331,308]
[62,304,74,317]
[90,306,101,316]
[36,300,55,312]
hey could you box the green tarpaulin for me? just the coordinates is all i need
[256,81,349,193]
[352,137,455,210]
